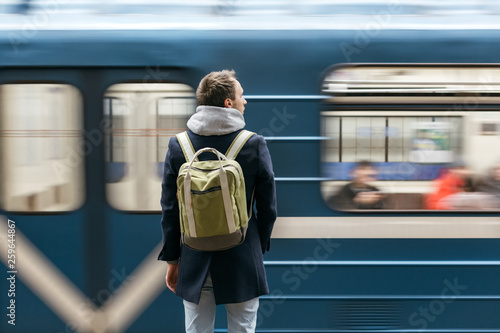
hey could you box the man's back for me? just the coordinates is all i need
[158,70,276,332]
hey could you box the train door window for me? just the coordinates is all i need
[321,65,500,211]
[104,83,195,211]
[0,84,84,212]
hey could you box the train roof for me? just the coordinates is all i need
[1,0,500,31]
[1,2,500,70]
[2,12,500,31]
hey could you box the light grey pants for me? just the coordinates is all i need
[183,274,259,333]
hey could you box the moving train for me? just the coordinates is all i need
[1,3,500,332]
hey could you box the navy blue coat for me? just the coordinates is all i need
[158,129,277,304]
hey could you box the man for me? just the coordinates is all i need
[158,70,277,332]
[330,160,385,210]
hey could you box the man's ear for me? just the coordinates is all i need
[224,98,232,108]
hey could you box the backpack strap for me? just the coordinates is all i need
[177,129,254,162]
[225,130,255,160]
[176,131,198,162]
[226,130,256,220]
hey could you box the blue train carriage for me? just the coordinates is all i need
[1,8,500,333]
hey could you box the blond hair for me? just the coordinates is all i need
[196,70,237,107]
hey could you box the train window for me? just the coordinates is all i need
[104,83,195,211]
[0,84,84,212]
[321,66,500,211]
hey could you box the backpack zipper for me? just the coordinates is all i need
[190,186,222,195]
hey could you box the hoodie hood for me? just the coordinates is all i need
[187,105,245,136]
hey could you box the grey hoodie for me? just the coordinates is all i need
[187,105,245,136]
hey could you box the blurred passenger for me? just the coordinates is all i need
[331,160,385,210]
[476,160,500,209]
[425,158,480,210]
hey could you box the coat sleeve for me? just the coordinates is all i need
[158,137,182,262]
[254,135,278,253]
[331,184,356,210]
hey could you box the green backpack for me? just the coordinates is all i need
[176,130,255,251]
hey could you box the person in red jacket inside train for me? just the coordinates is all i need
[425,158,474,210]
